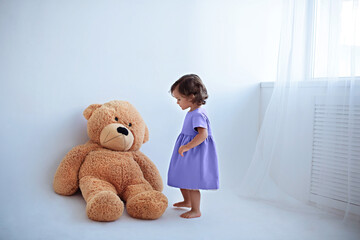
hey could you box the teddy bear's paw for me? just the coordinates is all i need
[126,190,168,220]
[86,191,124,222]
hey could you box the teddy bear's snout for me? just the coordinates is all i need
[99,123,134,151]
[117,127,128,136]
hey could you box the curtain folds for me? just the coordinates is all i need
[240,0,360,223]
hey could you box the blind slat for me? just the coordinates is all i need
[311,100,360,209]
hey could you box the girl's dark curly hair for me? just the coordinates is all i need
[170,74,208,106]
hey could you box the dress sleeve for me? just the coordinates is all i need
[192,112,208,132]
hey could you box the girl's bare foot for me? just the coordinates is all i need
[180,210,201,218]
[173,201,191,208]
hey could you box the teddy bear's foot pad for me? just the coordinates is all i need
[86,191,124,222]
[126,191,168,220]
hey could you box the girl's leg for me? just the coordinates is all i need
[173,188,191,208]
[180,190,201,218]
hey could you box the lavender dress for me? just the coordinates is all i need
[167,108,219,190]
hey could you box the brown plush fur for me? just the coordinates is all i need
[53,100,168,221]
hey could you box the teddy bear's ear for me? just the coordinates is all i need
[143,125,149,143]
[83,104,102,120]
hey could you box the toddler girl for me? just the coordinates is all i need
[167,74,219,219]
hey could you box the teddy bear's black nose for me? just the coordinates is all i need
[117,127,129,136]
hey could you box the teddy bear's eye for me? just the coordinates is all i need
[128,123,132,127]
[115,117,118,121]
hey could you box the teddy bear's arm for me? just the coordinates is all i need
[132,151,164,192]
[53,142,99,195]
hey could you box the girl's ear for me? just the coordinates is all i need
[143,125,149,143]
[185,94,193,101]
[83,104,102,120]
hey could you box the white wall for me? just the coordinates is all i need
[0,0,282,213]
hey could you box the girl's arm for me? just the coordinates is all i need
[179,127,208,156]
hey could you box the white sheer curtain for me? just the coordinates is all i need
[240,0,360,223]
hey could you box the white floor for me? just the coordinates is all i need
[1,186,359,240]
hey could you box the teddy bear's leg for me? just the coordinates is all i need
[121,178,168,220]
[79,176,124,222]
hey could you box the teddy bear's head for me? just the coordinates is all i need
[83,100,149,151]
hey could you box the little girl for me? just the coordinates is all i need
[167,74,219,219]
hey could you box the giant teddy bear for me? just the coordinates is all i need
[53,100,168,221]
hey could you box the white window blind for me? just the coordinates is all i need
[310,97,360,210]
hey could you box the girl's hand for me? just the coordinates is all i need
[178,128,208,157]
[178,145,190,157]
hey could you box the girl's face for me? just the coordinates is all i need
[172,87,195,111]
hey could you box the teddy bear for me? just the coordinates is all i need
[53,100,168,221]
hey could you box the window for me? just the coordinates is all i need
[312,0,360,78]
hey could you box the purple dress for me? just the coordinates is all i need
[167,108,219,190]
